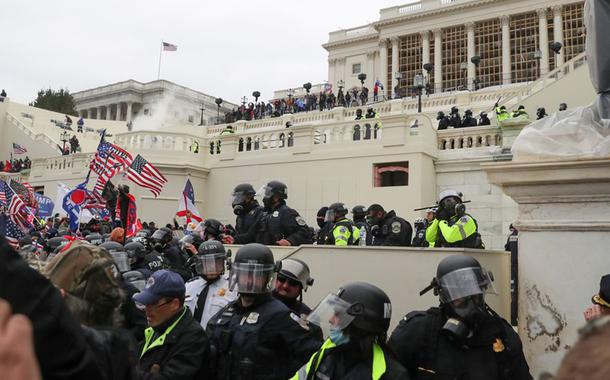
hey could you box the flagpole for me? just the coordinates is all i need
[157,40,163,80]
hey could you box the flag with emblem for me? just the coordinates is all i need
[176,178,202,223]
[127,154,167,197]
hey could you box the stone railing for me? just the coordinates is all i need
[500,52,587,111]
[113,131,204,154]
[5,112,61,150]
[29,153,93,179]
[437,125,502,150]
[328,25,377,43]
[380,0,469,20]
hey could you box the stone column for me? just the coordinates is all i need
[328,58,336,88]
[116,103,122,121]
[96,106,102,120]
[421,31,430,76]
[501,16,511,85]
[552,5,564,67]
[379,39,388,90]
[391,37,400,95]
[538,8,550,76]
[466,22,476,90]
[126,102,133,123]
[433,29,442,93]
[89,108,95,119]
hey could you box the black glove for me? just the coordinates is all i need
[436,206,450,221]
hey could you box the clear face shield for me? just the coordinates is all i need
[195,253,226,277]
[438,267,496,304]
[111,251,131,273]
[256,185,273,200]
[324,209,336,223]
[307,293,356,332]
[229,262,275,294]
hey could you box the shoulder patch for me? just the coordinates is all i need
[460,216,469,223]
[338,226,347,233]
[391,221,402,234]
[290,312,310,331]
[295,216,307,226]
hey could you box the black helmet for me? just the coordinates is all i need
[85,233,104,246]
[203,219,223,238]
[124,241,147,261]
[325,202,348,222]
[351,205,367,217]
[559,102,567,111]
[195,240,227,277]
[356,108,363,115]
[518,105,525,110]
[465,109,473,116]
[100,241,124,253]
[434,255,495,304]
[230,243,277,294]
[232,183,256,215]
[233,183,256,198]
[436,111,445,119]
[308,281,392,335]
[151,227,173,245]
[450,106,458,114]
[262,180,288,200]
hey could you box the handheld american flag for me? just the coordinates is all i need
[0,213,25,250]
[127,154,167,197]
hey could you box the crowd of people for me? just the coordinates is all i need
[436,106,491,130]
[222,87,372,123]
[1,179,607,380]
[0,157,31,172]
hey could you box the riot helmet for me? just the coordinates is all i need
[122,270,146,291]
[110,251,131,273]
[278,258,314,291]
[437,189,463,220]
[124,241,147,264]
[316,207,329,229]
[151,227,173,251]
[85,233,104,246]
[308,281,392,336]
[450,106,459,114]
[436,111,445,120]
[195,240,227,278]
[99,241,124,253]
[198,219,223,240]
[325,202,348,223]
[258,180,288,210]
[229,243,277,294]
[232,183,256,216]
[465,109,473,116]
[559,102,567,111]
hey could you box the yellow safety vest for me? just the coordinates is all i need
[291,339,387,380]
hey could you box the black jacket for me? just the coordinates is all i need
[207,294,322,380]
[234,202,264,244]
[371,211,413,246]
[256,203,313,246]
[388,307,532,380]
[138,307,208,380]
[0,236,104,380]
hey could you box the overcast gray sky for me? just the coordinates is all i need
[1,0,405,105]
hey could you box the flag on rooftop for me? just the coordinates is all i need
[12,142,27,154]
[162,42,178,51]
[127,154,167,197]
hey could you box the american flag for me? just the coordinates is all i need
[3,182,29,229]
[90,141,133,195]
[9,179,38,209]
[0,214,25,250]
[12,142,27,154]
[0,179,6,205]
[162,42,178,51]
[127,154,167,197]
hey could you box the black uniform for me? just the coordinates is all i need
[234,202,264,244]
[162,245,191,281]
[256,203,312,246]
[206,294,322,380]
[479,114,491,126]
[411,227,429,247]
[437,116,450,130]
[449,113,461,128]
[272,291,324,341]
[462,115,478,127]
[505,229,519,326]
[138,307,209,380]
[315,222,333,245]
[371,211,413,246]
[388,307,532,380]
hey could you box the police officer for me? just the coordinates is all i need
[324,202,360,246]
[219,125,235,135]
[185,240,237,330]
[462,109,478,127]
[127,240,168,277]
[352,205,372,246]
[536,107,548,120]
[512,105,528,119]
[314,206,332,245]
[151,227,191,281]
[449,106,461,128]
[558,102,567,111]
[411,218,429,247]
[206,243,321,380]
[388,255,532,380]
[425,190,484,249]
[293,282,409,379]
[437,111,450,130]
[256,180,312,246]
[232,183,264,244]
[272,258,315,318]
[196,218,233,244]
[366,204,412,246]
[478,111,491,126]
[495,103,510,122]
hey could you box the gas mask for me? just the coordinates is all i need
[153,241,165,253]
[441,295,487,345]
[366,214,381,226]
[233,204,245,216]
[263,197,274,211]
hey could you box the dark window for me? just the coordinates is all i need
[373,161,409,187]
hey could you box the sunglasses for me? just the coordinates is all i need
[276,274,301,287]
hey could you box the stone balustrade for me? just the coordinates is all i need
[113,131,203,154]
[437,125,502,150]
[29,153,93,179]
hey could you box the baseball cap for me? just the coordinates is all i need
[132,269,185,306]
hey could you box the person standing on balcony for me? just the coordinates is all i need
[461,109,478,127]
[478,111,491,126]
[437,111,450,130]
[77,117,84,133]
[323,203,360,246]
[449,106,461,128]
[494,103,510,122]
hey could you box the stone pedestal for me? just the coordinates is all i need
[499,119,529,151]
[483,158,610,378]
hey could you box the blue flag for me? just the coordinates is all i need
[34,193,55,219]
[184,178,195,204]
[62,181,89,231]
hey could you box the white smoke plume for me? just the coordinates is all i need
[131,93,177,131]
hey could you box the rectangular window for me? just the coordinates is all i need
[373,161,409,187]
[441,26,467,92]
[475,19,502,88]
[563,3,585,61]
[399,34,422,98]
[510,12,539,83]
[352,63,362,74]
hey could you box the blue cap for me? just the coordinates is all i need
[132,270,185,305]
